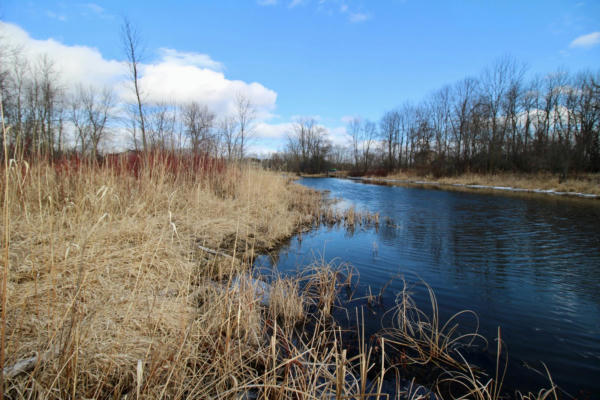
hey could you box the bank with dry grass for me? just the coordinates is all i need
[0,156,327,398]
[359,170,600,198]
[0,156,560,399]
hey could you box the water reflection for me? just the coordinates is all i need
[256,178,600,396]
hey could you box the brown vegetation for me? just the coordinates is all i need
[0,156,560,399]
[372,170,600,197]
[0,156,324,398]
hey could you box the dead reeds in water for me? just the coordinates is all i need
[380,280,485,373]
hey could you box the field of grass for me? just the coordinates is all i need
[0,154,560,399]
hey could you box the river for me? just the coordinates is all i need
[255,177,600,397]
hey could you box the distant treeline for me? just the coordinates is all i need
[269,57,600,176]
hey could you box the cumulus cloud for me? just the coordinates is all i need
[569,31,600,48]
[0,21,125,89]
[137,57,277,117]
[0,21,281,150]
[157,48,223,71]
[254,122,295,139]
[0,21,278,119]
[328,126,352,146]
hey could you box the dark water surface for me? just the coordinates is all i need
[256,178,600,397]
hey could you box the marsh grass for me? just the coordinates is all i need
[380,280,485,374]
[0,153,329,399]
[381,171,600,196]
[0,151,561,399]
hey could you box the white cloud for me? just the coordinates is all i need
[247,143,279,157]
[569,31,600,48]
[157,48,223,71]
[254,122,295,139]
[328,126,352,146]
[0,22,277,117]
[0,21,125,89]
[0,21,279,149]
[257,0,278,5]
[137,60,277,117]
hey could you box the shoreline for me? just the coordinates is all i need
[296,170,600,200]
[348,175,600,199]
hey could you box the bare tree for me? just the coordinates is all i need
[182,102,216,155]
[361,120,377,172]
[286,117,330,173]
[70,85,114,160]
[121,18,147,152]
[218,115,238,160]
[147,101,177,151]
[348,117,362,169]
[234,93,255,160]
[380,110,401,170]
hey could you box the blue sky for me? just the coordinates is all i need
[1,0,599,154]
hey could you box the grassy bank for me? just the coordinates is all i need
[360,171,600,198]
[1,156,560,399]
[0,156,326,398]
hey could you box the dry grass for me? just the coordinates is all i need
[381,170,600,196]
[0,156,330,399]
[380,280,485,374]
[0,153,563,399]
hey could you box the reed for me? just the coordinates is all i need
[0,149,561,399]
[380,280,486,374]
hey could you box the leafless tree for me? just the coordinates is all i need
[182,102,216,155]
[70,85,114,160]
[234,93,255,160]
[286,117,330,173]
[121,18,147,152]
[380,110,400,170]
[218,115,238,160]
[147,101,177,151]
[348,117,362,168]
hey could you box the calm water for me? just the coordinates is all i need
[256,178,600,397]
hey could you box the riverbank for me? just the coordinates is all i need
[1,157,331,399]
[357,171,600,199]
[2,158,560,399]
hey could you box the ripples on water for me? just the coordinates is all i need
[256,178,600,396]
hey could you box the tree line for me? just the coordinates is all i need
[0,21,258,162]
[275,57,600,176]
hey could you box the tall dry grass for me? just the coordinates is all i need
[383,170,600,196]
[0,152,562,399]
[0,154,328,399]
